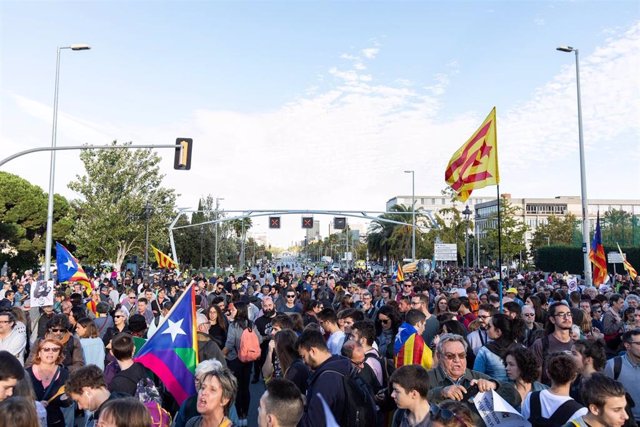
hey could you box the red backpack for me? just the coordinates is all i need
[238,324,261,362]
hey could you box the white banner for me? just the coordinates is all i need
[474,390,531,427]
[434,243,457,261]
[30,280,54,307]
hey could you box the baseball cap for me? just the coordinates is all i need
[506,287,518,294]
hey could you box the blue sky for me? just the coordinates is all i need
[1,1,639,249]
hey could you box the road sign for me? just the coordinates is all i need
[302,217,313,228]
[269,217,281,229]
[434,243,457,261]
[607,252,625,264]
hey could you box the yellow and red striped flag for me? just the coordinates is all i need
[445,107,500,202]
[394,322,433,369]
[617,243,637,280]
[151,245,178,270]
[396,261,405,282]
[589,212,608,286]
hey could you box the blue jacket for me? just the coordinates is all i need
[473,345,509,382]
[299,355,351,427]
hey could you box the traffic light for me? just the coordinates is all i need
[174,138,193,170]
[334,217,346,229]
[269,217,281,229]
[302,217,313,229]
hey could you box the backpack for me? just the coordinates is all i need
[320,368,377,427]
[135,377,172,427]
[364,352,396,391]
[612,356,638,427]
[238,323,261,363]
[528,391,584,427]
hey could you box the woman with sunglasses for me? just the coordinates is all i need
[26,338,70,427]
[376,305,401,360]
[429,400,476,427]
[102,308,130,347]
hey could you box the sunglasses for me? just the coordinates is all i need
[42,347,61,353]
[430,404,465,424]
[50,328,65,333]
[114,315,125,318]
[443,352,466,361]
[380,318,391,324]
[286,295,295,298]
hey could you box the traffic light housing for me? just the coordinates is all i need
[174,138,193,170]
[302,217,313,229]
[334,217,346,229]
[269,217,281,229]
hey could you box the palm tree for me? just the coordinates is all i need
[367,204,425,264]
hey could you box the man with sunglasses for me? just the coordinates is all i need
[396,279,415,302]
[425,333,520,411]
[279,289,302,314]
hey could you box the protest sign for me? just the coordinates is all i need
[474,390,531,427]
[30,279,54,307]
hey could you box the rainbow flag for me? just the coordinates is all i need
[393,322,433,369]
[589,212,608,286]
[55,242,92,293]
[151,245,178,270]
[617,243,638,280]
[135,284,198,404]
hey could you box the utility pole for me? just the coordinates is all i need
[144,201,152,282]
[214,197,224,274]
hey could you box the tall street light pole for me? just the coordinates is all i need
[44,44,91,282]
[404,170,416,261]
[144,201,153,282]
[462,205,472,270]
[557,45,592,287]
[214,197,224,274]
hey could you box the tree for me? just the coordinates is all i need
[601,208,634,247]
[367,204,426,263]
[67,142,177,272]
[0,172,74,272]
[482,196,528,266]
[424,205,471,265]
[530,213,578,256]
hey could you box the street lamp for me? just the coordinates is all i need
[214,197,224,273]
[462,205,472,270]
[144,201,153,281]
[557,45,592,287]
[475,213,481,268]
[44,44,91,282]
[404,170,416,261]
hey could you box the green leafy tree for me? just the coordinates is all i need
[482,197,528,266]
[67,142,177,272]
[601,208,634,246]
[0,172,74,272]
[367,204,426,263]
[424,205,473,265]
[530,213,578,256]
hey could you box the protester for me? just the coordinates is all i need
[505,346,548,407]
[257,378,304,427]
[389,364,431,427]
[394,309,433,369]
[570,339,607,404]
[0,350,24,401]
[274,329,310,395]
[429,400,477,427]
[563,373,629,427]
[0,396,40,427]
[531,302,575,385]
[604,329,640,423]
[108,333,149,396]
[102,308,129,346]
[76,317,106,369]
[316,308,345,355]
[97,397,153,427]
[0,310,26,364]
[473,313,525,382]
[186,367,237,427]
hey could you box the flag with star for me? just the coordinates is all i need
[393,321,433,369]
[135,284,198,404]
[55,242,92,293]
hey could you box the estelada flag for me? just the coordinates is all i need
[393,322,433,369]
[151,245,178,269]
[55,242,92,293]
[445,107,499,202]
[617,243,638,280]
[136,284,198,404]
[589,212,608,286]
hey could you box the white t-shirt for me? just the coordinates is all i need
[521,389,587,423]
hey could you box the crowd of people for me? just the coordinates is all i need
[0,264,638,427]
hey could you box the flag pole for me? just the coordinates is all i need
[497,185,503,313]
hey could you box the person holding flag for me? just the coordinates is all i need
[394,309,433,370]
[589,212,608,286]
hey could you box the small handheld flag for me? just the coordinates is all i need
[617,243,637,280]
[135,284,198,404]
[445,107,499,202]
[396,261,405,282]
[55,242,92,293]
[589,212,608,286]
[151,245,178,270]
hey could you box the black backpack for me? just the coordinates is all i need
[320,368,377,427]
[528,391,584,427]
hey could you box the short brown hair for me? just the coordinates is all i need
[65,365,107,395]
[111,334,135,360]
[32,338,65,365]
[98,397,152,427]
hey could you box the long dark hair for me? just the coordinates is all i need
[526,294,545,323]
[376,305,401,336]
[233,301,250,329]
[208,304,227,333]
[275,329,300,374]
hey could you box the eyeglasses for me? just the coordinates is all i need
[42,347,61,353]
[50,328,65,333]
[443,352,466,361]
[430,404,465,424]
[554,312,572,319]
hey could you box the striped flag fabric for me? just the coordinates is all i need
[393,322,433,369]
[135,284,198,404]
[617,243,638,280]
[445,107,500,202]
[396,261,405,282]
[589,212,608,286]
[151,245,178,269]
